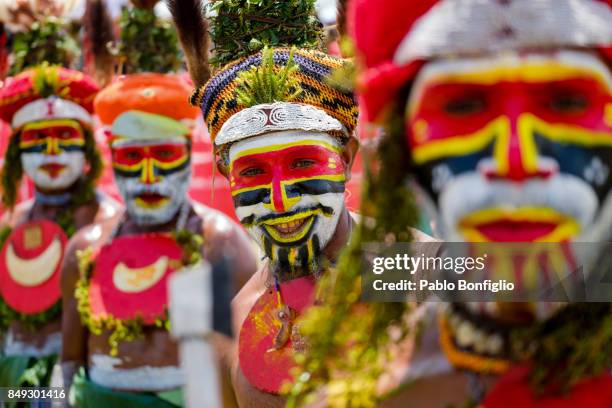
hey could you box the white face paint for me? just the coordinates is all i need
[228,131,347,275]
[21,151,85,191]
[112,140,191,226]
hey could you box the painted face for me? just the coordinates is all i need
[406,50,612,242]
[112,140,191,226]
[229,131,347,274]
[19,119,86,190]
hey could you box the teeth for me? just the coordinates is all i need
[270,217,308,234]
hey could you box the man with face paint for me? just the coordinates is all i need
[0,65,120,391]
[340,0,612,406]
[169,0,360,404]
[59,68,258,407]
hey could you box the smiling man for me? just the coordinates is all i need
[170,1,359,404]
[213,51,358,407]
[0,65,120,392]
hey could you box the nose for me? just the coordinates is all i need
[45,137,60,156]
[139,158,160,184]
[484,99,556,181]
[270,174,287,212]
[268,166,302,213]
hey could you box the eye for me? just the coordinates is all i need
[59,130,72,139]
[292,159,316,169]
[548,93,589,114]
[37,132,47,140]
[157,150,175,159]
[444,96,487,117]
[240,167,265,177]
[124,151,142,160]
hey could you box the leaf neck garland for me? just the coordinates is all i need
[75,229,204,356]
[287,111,418,408]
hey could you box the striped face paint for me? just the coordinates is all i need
[112,140,191,226]
[19,119,86,190]
[406,50,612,242]
[229,131,346,275]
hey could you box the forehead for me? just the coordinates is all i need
[411,50,612,101]
[228,130,341,162]
[22,119,82,131]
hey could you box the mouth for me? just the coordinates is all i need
[134,193,170,209]
[39,163,66,178]
[458,207,580,242]
[261,212,317,244]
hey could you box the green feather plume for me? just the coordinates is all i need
[234,47,302,107]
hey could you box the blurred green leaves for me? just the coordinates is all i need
[208,0,322,68]
[9,17,79,75]
[118,6,182,74]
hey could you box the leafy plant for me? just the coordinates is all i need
[208,0,323,68]
[287,112,419,407]
[234,47,302,107]
[118,6,182,73]
[9,17,79,75]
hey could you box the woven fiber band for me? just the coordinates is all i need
[197,48,358,144]
[215,102,347,146]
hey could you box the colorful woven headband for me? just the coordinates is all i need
[0,66,99,131]
[196,48,358,145]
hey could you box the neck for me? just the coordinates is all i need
[33,183,78,207]
[120,201,192,236]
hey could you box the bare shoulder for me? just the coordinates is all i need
[192,201,257,259]
[1,199,34,229]
[94,193,122,223]
[66,216,119,256]
[192,201,242,238]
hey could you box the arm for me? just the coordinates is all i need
[201,210,259,294]
[59,231,90,397]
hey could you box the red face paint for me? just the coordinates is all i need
[19,120,85,154]
[230,143,345,213]
[409,78,611,147]
[112,143,190,183]
[407,66,612,181]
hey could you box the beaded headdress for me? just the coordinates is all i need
[168,0,358,149]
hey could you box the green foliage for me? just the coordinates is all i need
[513,302,612,394]
[208,0,323,68]
[118,6,182,74]
[32,63,63,98]
[0,298,61,332]
[173,229,205,266]
[0,134,22,210]
[21,354,57,387]
[235,47,302,107]
[0,227,11,249]
[287,108,419,407]
[9,17,79,75]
